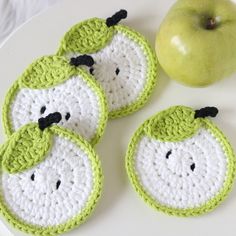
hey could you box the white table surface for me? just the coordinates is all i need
[1,0,236,235]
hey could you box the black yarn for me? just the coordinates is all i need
[166,150,172,159]
[31,173,35,181]
[115,67,120,75]
[89,67,94,75]
[106,9,128,27]
[40,106,46,114]
[190,163,195,172]
[65,112,71,121]
[56,180,61,190]
[38,112,62,131]
[194,107,218,119]
[70,55,94,67]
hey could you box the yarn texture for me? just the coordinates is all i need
[2,123,52,174]
[2,55,108,145]
[0,124,103,235]
[57,15,158,118]
[144,106,200,142]
[57,18,115,55]
[126,106,236,216]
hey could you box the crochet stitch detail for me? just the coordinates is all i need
[57,18,115,55]
[144,106,201,142]
[2,123,52,174]
[56,11,158,119]
[2,55,108,145]
[126,106,236,217]
[70,55,95,67]
[0,125,103,235]
[106,9,127,27]
[19,56,74,89]
[59,25,158,118]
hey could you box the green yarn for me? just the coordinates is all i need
[144,106,201,142]
[2,123,52,174]
[57,18,115,55]
[0,125,103,235]
[126,106,236,217]
[0,141,9,161]
[2,55,108,145]
[19,56,75,89]
[57,20,159,119]
[2,81,19,138]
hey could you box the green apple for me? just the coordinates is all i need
[156,0,236,87]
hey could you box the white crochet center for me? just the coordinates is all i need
[134,128,228,209]
[10,76,101,141]
[68,31,148,112]
[0,135,94,227]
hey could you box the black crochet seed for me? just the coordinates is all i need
[194,107,218,119]
[106,9,128,27]
[70,55,94,67]
[40,106,46,114]
[190,163,195,172]
[65,112,71,121]
[38,112,62,131]
[115,67,120,75]
[31,173,35,181]
[56,180,61,190]
[166,150,172,159]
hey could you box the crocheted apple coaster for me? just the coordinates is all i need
[57,9,159,118]
[0,115,102,235]
[126,106,236,216]
[2,55,108,145]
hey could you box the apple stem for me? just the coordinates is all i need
[205,17,216,30]
[70,55,94,67]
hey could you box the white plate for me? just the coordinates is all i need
[0,0,236,235]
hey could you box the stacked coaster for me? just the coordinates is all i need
[2,55,108,145]
[0,9,158,235]
[57,10,159,118]
[0,123,102,235]
[0,55,106,235]
[126,106,236,216]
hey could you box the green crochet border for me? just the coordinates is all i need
[2,56,108,146]
[56,19,159,119]
[0,125,103,235]
[57,18,115,55]
[109,25,159,119]
[2,123,53,174]
[126,113,236,217]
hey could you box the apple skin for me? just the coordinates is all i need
[156,0,236,87]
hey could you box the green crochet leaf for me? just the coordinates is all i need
[19,56,76,89]
[57,18,114,55]
[2,123,52,174]
[0,141,9,162]
[144,106,201,142]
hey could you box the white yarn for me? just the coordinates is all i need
[1,135,94,227]
[134,128,228,209]
[10,76,101,141]
[68,32,148,112]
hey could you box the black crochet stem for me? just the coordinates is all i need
[106,9,128,27]
[194,107,219,119]
[70,55,94,67]
[38,112,62,131]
